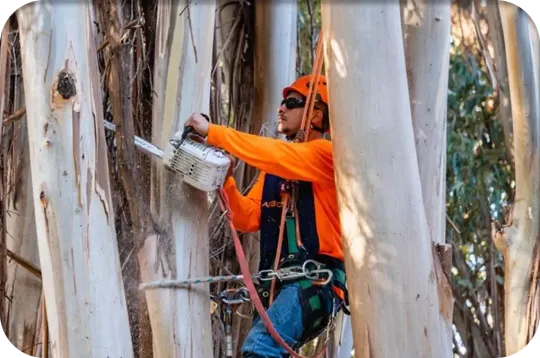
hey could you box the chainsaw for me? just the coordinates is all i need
[103,116,231,192]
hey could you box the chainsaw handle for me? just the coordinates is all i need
[182,113,210,139]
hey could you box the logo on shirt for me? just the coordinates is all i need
[262,200,284,208]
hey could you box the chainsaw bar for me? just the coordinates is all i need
[103,120,164,159]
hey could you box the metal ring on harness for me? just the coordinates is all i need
[302,260,333,286]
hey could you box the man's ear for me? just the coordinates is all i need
[310,109,324,127]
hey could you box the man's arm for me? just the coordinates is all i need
[207,124,334,185]
[222,172,264,233]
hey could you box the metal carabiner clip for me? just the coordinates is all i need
[257,269,277,281]
[277,266,305,281]
[302,260,333,285]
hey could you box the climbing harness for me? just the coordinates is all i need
[216,187,329,358]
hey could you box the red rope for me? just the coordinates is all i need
[217,187,325,358]
[214,30,329,358]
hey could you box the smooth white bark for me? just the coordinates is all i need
[496,3,540,355]
[322,2,453,357]
[401,0,451,245]
[16,1,133,356]
[143,0,216,356]
[252,0,297,138]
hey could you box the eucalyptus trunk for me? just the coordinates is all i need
[322,1,453,356]
[495,3,540,355]
[16,1,133,356]
[141,0,216,356]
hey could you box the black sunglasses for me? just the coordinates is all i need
[281,97,306,110]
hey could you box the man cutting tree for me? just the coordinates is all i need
[184,75,348,357]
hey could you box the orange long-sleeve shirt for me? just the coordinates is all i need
[207,124,344,263]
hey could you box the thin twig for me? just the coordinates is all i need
[446,213,462,235]
[186,0,198,63]
[211,8,242,77]
[97,40,109,53]
[3,107,25,125]
[6,249,41,279]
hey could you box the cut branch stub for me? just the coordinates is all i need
[491,221,512,261]
[51,69,77,107]
[57,72,76,99]
[435,243,453,282]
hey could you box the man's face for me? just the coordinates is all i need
[277,91,305,137]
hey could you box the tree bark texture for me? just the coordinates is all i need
[2,19,42,354]
[322,2,453,357]
[252,0,297,139]
[0,17,11,338]
[484,0,514,158]
[92,0,155,355]
[140,0,216,356]
[401,0,451,246]
[16,1,133,356]
[496,3,540,355]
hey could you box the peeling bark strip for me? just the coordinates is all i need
[16,1,133,357]
[322,1,453,357]
[499,2,540,355]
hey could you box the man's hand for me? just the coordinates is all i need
[184,113,210,137]
[226,154,236,179]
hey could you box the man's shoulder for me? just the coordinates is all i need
[308,138,333,152]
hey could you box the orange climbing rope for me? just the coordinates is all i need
[218,30,329,358]
[269,30,326,306]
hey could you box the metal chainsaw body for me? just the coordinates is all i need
[163,135,231,192]
[103,120,231,192]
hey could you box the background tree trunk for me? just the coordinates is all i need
[401,0,451,246]
[252,0,297,139]
[333,313,354,358]
[16,1,133,356]
[401,0,454,353]
[227,1,297,354]
[92,0,155,355]
[139,0,216,356]
[2,18,42,354]
[483,0,513,159]
[322,1,453,357]
[0,15,11,336]
[495,3,540,355]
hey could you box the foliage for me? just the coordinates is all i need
[297,0,321,76]
[446,43,513,357]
